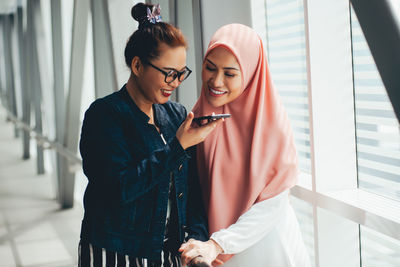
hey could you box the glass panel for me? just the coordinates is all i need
[265,0,311,173]
[388,0,400,27]
[360,225,400,266]
[350,6,400,201]
[290,195,315,266]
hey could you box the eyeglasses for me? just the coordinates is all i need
[146,61,192,84]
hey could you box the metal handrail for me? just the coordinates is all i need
[4,110,82,166]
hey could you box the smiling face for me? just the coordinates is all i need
[134,43,187,105]
[202,46,243,108]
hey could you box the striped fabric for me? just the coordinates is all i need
[78,242,181,267]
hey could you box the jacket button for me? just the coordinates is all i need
[178,164,183,171]
[178,192,184,198]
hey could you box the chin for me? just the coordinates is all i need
[205,96,223,107]
[155,94,171,104]
[157,99,169,105]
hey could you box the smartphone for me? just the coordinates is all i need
[193,114,231,126]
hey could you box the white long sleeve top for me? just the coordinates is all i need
[210,190,289,254]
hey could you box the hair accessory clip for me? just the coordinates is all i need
[147,4,162,24]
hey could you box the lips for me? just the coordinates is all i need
[161,89,173,97]
[208,86,227,97]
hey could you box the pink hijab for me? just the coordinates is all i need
[192,24,298,263]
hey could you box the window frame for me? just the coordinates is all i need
[252,0,400,266]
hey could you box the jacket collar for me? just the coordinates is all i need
[121,84,167,128]
[153,104,167,128]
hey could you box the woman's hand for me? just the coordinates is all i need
[176,112,223,150]
[179,239,224,266]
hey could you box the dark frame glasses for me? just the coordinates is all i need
[146,61,192,84]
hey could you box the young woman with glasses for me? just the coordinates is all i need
[78,3,221,266]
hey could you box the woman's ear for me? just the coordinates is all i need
[131,56,142,76]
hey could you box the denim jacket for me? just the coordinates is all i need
[79,85,208,260]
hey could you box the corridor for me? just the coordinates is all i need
[0,108,82,267]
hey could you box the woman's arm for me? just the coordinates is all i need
[210,190,289,254]
[180,190,289,265]
[80,100,189,205]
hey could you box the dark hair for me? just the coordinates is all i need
[124,3,187,68]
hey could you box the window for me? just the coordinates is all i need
[263,1,400,266]
[265,1,315,264]
[350,6,400,201]
[360,225,400,266]
[265,0,311,173]
[290,196,315,266]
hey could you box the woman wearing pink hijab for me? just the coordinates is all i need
[179,24,310,266]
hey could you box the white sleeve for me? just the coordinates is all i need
[210,190,289,254]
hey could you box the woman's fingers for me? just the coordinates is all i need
[213,258,224,265]
[180,239,222,266]
[176,113,223,149]
[183,112,195,130]
[195,117,223,138]
[181,248,202,265]
[180,240,203,265]
[180,240,220,266]
[204,117,223,130]
[178,240,192,252]
[179,239,198,265]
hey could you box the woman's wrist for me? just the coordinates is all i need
[209,238,224,255]
[176,135,188,150]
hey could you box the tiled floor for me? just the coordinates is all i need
[0,111,83,266]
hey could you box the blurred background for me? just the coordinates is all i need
[0,0,399,266]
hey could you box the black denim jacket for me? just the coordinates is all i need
[79,85,208,260]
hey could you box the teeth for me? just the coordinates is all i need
[210,88,226,95]
[162,89,172,94]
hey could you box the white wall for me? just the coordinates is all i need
[201,0,252,53]
[108,0,137,88]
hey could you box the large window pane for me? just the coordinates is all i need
[290,196,315,266]
[350,6,400,201]
[265,0,311,173]
[360,225,400,266]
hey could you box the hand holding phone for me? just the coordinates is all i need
[193,114,231,126]
[176,112,223,149]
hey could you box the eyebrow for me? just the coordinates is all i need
[163,66,187,72]
[206,59,239,71]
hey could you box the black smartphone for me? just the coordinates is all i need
[193,114,231,126]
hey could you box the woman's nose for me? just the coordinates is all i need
[211,72,224,87]
[169,78,181,88]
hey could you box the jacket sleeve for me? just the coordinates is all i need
[79,100,190,205]
[185,146,209,242]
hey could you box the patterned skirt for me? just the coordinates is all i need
[78,241,181,267]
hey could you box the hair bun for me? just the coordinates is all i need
[131,3,154,26]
